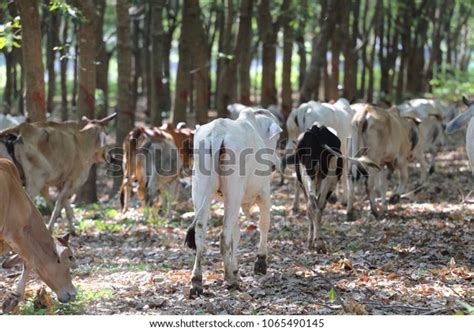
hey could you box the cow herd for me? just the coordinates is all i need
[0,96,472,312]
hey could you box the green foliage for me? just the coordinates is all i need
[20,286,112,315]
[0,16,21,51]
[431,69,474,102]
[48,0,83,23]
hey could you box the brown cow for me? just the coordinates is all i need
[159,122,194,171]
[120,126,182,213]
[0,159,76,313]
[0,113,117,234]
[347,104,416,219]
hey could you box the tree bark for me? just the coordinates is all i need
[281,3,293,118]
[74,0,98,204]
[300,0,331,103]
[95,0,110,119]
[150,0,166,127]
[60,15,69,120]
[17,0,46,122]
[238,0,253,105]
[46,9,59,115]
[113,0,134,195]
[343,0,359,101]
[216,0,253,115]
[257,0,290,108]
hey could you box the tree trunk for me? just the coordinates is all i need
[238,0,253,105]
[150,0,166,127]
[296,0,307,90]
[192,4,210,124]
[74,0,98,204]
[60,16,69,120]
[17,0,46,122]
[343,0,359,101]
[281,4,293,118]
[46,9,59,115]
[95,0,109,119]
[3,51,14,113]
[217,0,252,115]
[172,1,194,124]
[113,0,134,195]
[329,6,343,101]
[131,17,141,116]
[300,0,331,103]
[72,23,78,108]
[163,3,178,113]
[215,0,235,117]
[257,0,290,108]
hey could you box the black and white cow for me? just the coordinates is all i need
[287,123,380,252]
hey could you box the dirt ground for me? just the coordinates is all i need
[0,140,472,315]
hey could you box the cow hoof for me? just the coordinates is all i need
[327,194,337,204]
[314,240,327,254]
[254,255,267,275]
[346,210,356,222]
[2,294,19,314]
[371,209,380,219]
[189,286,203,299]
[389,194,400,204]
[225,282,241,291]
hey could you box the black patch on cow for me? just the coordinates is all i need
[431,126,439,144]
[2,133,25,184]
[409,127,419,151]
[294,125,343,183]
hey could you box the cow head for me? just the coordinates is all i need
[445,96,474,134]
[253,109,283,172]
[80,113,117,163]
[35,233,76,303]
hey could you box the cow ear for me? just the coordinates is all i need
[268,122,282,140]
[57,233,70,246]
[463,96,469,106]
[82,116,91,123]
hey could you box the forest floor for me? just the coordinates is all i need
[0,142,472,315]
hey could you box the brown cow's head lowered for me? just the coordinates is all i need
[35,233,76,303]
[81,113,117,163]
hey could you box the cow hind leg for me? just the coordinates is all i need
[254,195,271,275]
[220,193,242,289]
[64,199,77,236]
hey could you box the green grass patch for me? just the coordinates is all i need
[19,286,112,315]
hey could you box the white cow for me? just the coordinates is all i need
[405,98,457,122]
[285,98,354,210]
[445,97,474,175]
[185,107,282,297]
[227,103,285,127]
[0,114,26,131]
[398,101,448,177]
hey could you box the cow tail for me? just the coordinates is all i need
[350,109,369,181]
[185,134,223,250]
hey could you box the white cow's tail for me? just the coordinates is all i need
[185,134,224,250]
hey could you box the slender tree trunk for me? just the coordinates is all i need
[17,0,46,122]
[192,5,210,124]
[72,23,78,108]
[95,0,109,119]
[238,0,253,105]
[257,0,290,107]
[296,0,307,90]
[60,16,69,120]
[281,4,293,118]
[300,0,331,103]
[46,9,59,115]
[150,0,166,127]
[113,0,134,195]
[74,0,98,204]
[329,7,343,101]
[172,2,195,124]
[131,17,141,115]
[144,4,152,118]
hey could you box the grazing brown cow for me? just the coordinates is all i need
[159,122,194,170]
[119,126,182,213]
[0,159,76,313]
[348,104,416,218]
[0,113,117,234]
